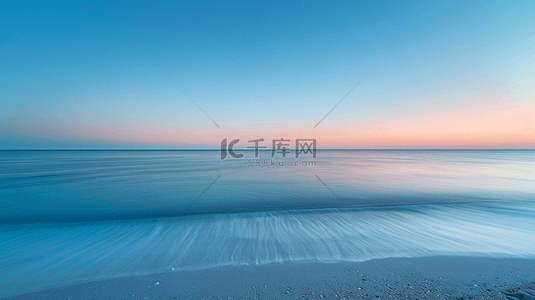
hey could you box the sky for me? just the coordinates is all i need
[1,0,534,149]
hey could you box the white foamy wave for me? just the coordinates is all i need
[1,202,535,297]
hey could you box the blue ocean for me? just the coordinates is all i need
[1,150,534,297]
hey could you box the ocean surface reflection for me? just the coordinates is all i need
[0,150,534,297]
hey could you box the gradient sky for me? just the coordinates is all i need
[1,0,534,149]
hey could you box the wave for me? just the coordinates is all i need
[1,202,535,297]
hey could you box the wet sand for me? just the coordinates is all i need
[3,256,534,300]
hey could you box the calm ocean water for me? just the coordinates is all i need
[1,150,534,297]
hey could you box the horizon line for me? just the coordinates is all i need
[1,148,534,151]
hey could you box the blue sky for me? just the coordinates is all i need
[1,0,534,148]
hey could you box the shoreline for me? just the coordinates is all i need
[2,202,534,298]
[3,256,534,300]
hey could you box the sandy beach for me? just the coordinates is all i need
[3,256,534,300]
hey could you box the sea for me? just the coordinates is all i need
[0,150,534,297]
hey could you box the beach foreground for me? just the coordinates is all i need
[3,256,534,300]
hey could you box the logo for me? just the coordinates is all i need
[220,138,244,160]
[220,138,317,167]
